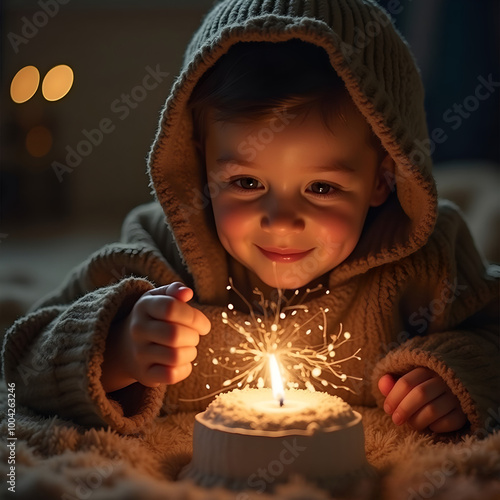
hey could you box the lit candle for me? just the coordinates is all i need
[269,354,285,406]
[249,356,313,415]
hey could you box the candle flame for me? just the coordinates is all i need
[269,354,285,406]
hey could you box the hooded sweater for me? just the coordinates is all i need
[3,0,499,436]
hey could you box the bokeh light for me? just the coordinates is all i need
[26,125,53,158]
[42,64,74,101]
[10,66,40,104]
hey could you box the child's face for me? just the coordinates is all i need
[204,108,391,290]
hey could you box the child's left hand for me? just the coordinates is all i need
[378,367,468,433]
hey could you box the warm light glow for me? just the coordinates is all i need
[25,126,53,157]
[42,64,74,101]
[187,279,362,405]
[10,66,40,103]
[269,354,285,405]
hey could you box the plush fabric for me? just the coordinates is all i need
[1,0,499,498]
[1,380,499,499]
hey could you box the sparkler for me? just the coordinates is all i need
[197,277,362,400]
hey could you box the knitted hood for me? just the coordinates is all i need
[147,0,437,305]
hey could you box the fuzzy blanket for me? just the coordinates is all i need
[1,381,499,500]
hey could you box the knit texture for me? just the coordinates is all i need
[148,0,437,304]
[3,200,498,434]
[2,0,499,440]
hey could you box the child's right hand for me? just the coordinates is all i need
[101,282,211,393]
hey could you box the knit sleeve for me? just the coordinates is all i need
[2,277,167,435]
[120,202,193,288]
[371,202,500,434]
[371,320,499,434]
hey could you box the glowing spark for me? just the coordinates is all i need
[199,278,362,399]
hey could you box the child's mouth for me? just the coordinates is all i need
[256,245,314,263]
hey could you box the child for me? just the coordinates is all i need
[3,0,498,437]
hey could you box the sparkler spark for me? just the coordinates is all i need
[199,278,362,400]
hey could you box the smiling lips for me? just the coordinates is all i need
[257,245,314,263]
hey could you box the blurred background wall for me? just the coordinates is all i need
[2,0,213,229]
[1,0,499,331]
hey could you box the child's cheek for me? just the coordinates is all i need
[212,198,257,239]
[312,208,357,244]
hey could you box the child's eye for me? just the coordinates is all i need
[307,182,339,196]
[233,177,263,190]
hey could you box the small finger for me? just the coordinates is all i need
[132,321,201,348]
[145,283,194,305]
[390,377,447,426]
[383,367,435,416]
[142,344,198,367]
[143,296,211,334]
[146,363,193,386]
[146,282,191,298]
[429,408,468,433]
[406,392,459,430]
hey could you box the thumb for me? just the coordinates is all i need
[174,286,194,303]
[148,282,194,302]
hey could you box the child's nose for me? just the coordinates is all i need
[260,198,305,234]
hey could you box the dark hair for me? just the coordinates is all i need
[189,39,384,157]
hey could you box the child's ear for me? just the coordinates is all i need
[370,153,395,207]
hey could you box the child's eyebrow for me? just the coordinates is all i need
[309,161,356,173]
[216,158,355,173]
[216,158,255,168]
